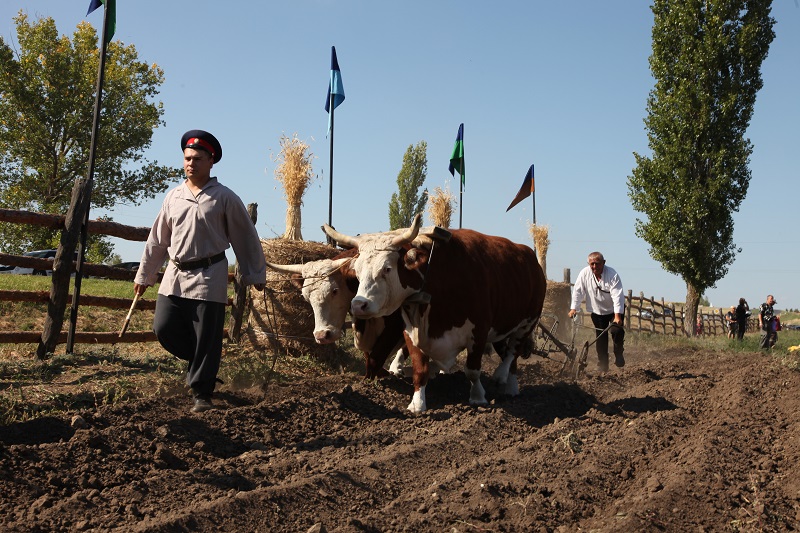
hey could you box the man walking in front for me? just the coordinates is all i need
[134,130,266,413]
[568,252,625,372]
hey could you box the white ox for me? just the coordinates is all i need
[265,249,409,378]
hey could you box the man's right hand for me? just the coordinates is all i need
[568,309,577,319]
[133,283,148,297]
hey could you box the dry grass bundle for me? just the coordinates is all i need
[272,133,316,240]
[244,238,340,359]
[529,223,550,279]
[427,185,455,228]
[542,281,571,338]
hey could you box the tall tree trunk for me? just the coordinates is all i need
[684,283,701,337]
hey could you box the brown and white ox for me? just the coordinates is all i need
[323,215,546,414]
[265,248,409,379]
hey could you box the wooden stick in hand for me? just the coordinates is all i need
[118,292,141,338]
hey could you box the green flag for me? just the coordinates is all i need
[86,0,116,44]
[448,123,465,186]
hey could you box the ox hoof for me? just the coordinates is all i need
[468,398,489,407]
[407,401,426,415]
[407,390,426,414]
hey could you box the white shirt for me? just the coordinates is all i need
[571,264,625,315]
[134,177,266,304]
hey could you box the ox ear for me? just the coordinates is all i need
[403,247,429,271]
[289,273,305,290]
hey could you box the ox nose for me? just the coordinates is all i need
[314,329,339,344]
[351,297,371,318]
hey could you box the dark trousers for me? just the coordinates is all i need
[736,320,747,341]
[153,294,226,398]
[591,312,625,366]
[760,321,778,350]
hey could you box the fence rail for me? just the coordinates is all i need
[0,201,255,357]
[623,290,757,336]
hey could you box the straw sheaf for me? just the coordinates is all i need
[272,133,316,240]
[529,224,550,280]
[243,238,340,359]
[427,186,455,228]
[542,281,571,338]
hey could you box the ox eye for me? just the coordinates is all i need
[383,265,393,276]
[332,287,338,295]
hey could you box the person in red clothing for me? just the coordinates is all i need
[695,316,704,336]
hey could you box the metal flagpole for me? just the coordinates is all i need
[66,1,110,354]
[327,94,335,244]
[459,180,463,229]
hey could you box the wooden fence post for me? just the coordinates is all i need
[626,289,632,327]
[227,203,258,343]
[563,268,571,284]
[37,178,91,359]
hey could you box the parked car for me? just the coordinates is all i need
[641,307,674,319]
[0,249,79,275]
[112,261,140,271]
[4,249,57,275]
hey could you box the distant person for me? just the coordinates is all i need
[134,130,267,413]
[695,316,704,336]
[759,294,778,350]
[568,251,625,372]
[735,298,749,341]
[725,306,737,339]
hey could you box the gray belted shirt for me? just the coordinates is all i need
[135,177,266,304]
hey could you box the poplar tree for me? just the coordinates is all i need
[627,0,775,334]
[388,141,428,230]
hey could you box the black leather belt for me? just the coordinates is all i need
[171,251,226,271]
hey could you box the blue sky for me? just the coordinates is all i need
[2,1,798,310]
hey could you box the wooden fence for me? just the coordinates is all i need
[624,290,757,336]
[0,202,256,357]
[559,269,757,337]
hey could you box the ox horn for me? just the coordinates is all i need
[390,213,422,247]
[321,224,360,248]
[329,257,352,270]
[264,261,304,275]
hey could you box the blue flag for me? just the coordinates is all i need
[506,165,535,212]
[324,46,345,112]
[325,46,345,134]
[448,123,465,186]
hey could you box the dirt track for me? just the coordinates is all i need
[1,346,799,532]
